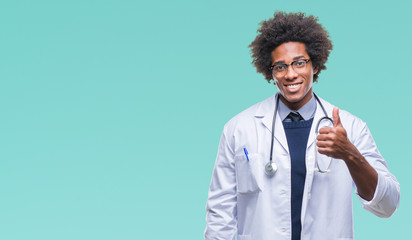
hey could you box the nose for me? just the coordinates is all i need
[284,65,299,80]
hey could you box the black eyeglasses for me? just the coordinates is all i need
[270,59,311,78]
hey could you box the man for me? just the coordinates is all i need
[205,12,400,240]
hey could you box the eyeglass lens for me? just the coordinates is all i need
[272,59,309,78]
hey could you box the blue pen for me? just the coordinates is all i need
[243,148,250,162]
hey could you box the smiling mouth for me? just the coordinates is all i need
[285,83,302,89]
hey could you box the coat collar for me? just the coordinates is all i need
[254,93,334,153]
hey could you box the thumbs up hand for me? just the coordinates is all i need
[316,107,356,161]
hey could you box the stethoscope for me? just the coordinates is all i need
[265,93,334,176]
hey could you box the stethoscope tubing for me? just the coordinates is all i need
[267,93,333,176]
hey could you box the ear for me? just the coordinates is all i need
[313,67,319,75]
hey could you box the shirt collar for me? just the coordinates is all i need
[278,93,317,121]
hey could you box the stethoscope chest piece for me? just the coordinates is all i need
[265,162,277,176]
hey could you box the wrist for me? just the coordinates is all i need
[343,143,363,164]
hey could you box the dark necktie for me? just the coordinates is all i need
[287,112,304,122]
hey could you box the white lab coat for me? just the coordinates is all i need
[205,94,400,240]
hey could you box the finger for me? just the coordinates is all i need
[318,127,333,134]
[333,107,342,128]
[317,134,333,141]
[316,140,332,148]
[317,147,332,156]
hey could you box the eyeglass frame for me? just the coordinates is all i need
[269,59,311,78]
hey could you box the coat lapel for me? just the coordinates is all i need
[306,99,325,150]
[255,93,289,154]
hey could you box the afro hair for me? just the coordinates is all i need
[249,12,333,83]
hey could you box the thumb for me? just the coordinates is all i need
[333,107,342,127]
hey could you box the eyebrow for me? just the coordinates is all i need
[272,55,306,65]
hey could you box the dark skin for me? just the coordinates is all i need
[271,42,317,111]
[316,107,378,201]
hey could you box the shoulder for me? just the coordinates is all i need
[223,94,275,133]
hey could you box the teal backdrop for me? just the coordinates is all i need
[0,0,410,239]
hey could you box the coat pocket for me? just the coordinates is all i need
[234,154,262,194]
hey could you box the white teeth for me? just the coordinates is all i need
[286,84,300,89]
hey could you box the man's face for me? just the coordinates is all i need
[271,42,317,110]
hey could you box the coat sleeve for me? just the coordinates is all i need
[351,118,400,218]
[204,125,237,240]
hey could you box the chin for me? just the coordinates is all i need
[281,94,304,103]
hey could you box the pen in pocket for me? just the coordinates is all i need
[243,148,250,162]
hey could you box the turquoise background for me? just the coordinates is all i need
[0,0,410,239]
